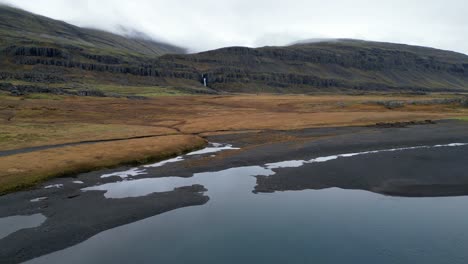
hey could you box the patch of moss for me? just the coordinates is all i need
[24,93,65,100]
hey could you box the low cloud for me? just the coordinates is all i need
[1,0,467,54]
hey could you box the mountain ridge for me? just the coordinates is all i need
[0,4,185,57]
[1,5,468,95]
[290,38,468,57]
[157,39,468,93]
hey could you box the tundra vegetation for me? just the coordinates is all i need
[1,5,468,194]
[1,93,467,194]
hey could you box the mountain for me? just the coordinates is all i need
[0,5,184,56]
[157,39,468,93]
[1,5,468,95]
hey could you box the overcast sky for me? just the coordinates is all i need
[1,0,467,54]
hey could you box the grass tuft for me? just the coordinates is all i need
[0,135,207,195]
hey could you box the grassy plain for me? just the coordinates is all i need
[0,93,467,194]
[0,135,206,194]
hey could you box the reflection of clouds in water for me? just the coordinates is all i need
[44,184,63,189]
[144,157,184,168]
[84,166,275,199]
[0,214,46,240]
[266,142,468,169]
[100,168,147,180]
[85,142,468,199]
[186,143,239,156]
[99,143,239,180]
[266,160,305,169]
[30,197,48,203]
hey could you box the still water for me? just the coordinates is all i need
[0,214,46,240]
[28,143,468,264]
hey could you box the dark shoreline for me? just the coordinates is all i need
[1,119,468,263]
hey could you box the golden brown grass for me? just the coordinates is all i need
[1,94,466,148]
[0,123,177,151]
[0,135,206,195]
[1,94,466,142]
[0,93,467,194]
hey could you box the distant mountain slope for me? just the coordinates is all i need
[0,4,184,57]
[0,4,467,95]
[157,39,468,93]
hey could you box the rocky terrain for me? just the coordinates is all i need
[1,5,468,95]
[165,41,468,93]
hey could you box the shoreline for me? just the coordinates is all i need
[1,93,467,195]
[0,135,207,195]
[0,118,465,195]
[1,120,468,262]
[0,119,447,195]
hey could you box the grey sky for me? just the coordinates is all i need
[1,0,467,54]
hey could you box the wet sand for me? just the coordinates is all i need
[1,120,468,263]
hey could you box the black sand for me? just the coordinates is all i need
[1,120,468,263]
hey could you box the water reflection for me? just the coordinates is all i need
[6,142,468,263]
[28,186,468,264]
[83,166,274,199]
[0,214,46,240]
[27,143,468,263]
[84,142,468,198]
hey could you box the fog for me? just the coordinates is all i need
[1,0,467,54]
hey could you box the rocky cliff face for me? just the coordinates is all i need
[156,40,468,92]
[0,5,187,89]
[3,40,468,93]
[1,3,468,94]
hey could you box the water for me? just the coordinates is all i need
[43,184,63,189]
[266,142,468,169]
[83,166,274,199]
[0,214,46,240]
[144,156,184,168]
[28,143,468,263]
[186,143,240,156]
[96,142,238,180]
[100,168,147,179]
[30,197,48,203]
[28,189,468,264]
[83,142,468,199]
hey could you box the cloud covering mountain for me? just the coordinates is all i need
[1,0,467,54]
